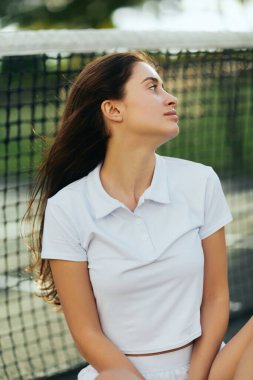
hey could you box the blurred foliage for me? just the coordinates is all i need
[0,0,250,30]
[0,0,146,29]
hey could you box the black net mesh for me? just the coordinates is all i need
[0,48,253,379]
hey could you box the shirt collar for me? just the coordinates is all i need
[87,152,171,219]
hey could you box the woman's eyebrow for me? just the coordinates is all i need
[141,76,165,89]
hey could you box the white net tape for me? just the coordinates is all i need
[0,29,253,56]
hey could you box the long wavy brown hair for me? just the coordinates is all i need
[21,50,157,312]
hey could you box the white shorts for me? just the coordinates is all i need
[77,341,226,380]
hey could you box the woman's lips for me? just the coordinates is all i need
[164,113,178,121]
[164,111,176,115]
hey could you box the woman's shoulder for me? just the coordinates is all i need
[47,175,88,208]
[160,155,212,179]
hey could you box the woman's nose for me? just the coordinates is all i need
[165,93,177,107]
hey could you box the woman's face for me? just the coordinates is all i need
[120,61,179,145]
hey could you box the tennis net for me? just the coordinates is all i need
[0,29,253,380]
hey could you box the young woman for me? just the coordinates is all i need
[22,51,253,380]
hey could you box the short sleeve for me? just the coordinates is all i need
[41,199,88,261]
[199,167,233,240]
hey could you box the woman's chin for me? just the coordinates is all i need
[163,123,180,138]
[155,125,179,146]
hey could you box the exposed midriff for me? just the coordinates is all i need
[125,340,194,356]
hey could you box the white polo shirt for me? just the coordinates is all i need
[41,153,233,354]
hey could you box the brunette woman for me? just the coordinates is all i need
[22,51,253,380]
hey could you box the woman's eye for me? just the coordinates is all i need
[149,84,157,90]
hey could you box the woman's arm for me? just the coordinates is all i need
[49,260,145,380]
[188,227,230,380]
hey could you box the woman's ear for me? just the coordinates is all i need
[100,100,123,123]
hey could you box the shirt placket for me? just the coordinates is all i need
[134,216,156,260]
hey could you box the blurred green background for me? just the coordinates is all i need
[0,0,145,29]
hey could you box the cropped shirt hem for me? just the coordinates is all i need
[120,329,202,354]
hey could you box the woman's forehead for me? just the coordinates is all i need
[130,61,161,83]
